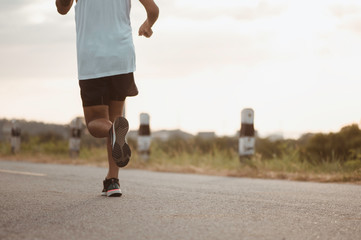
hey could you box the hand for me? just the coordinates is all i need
[56,0,73,15]
[138,21,153,38]
[59,0,71,6]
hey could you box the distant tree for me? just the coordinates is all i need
[301,124,361,164]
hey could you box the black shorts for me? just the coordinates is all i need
[79,73,138,107]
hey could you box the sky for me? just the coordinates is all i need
[1,0,361,138]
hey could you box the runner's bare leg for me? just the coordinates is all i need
[83,104,122,179]
[107,100,125,179]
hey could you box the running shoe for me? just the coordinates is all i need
[109,117,131,168]
[101,178,122,197]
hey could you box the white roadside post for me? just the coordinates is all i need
[10,120,21,154]
[122,103,126,118]
[69,117,83,158]
[239,108,255,160]
[137,113,151,161]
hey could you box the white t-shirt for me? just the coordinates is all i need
[75,0,136,80]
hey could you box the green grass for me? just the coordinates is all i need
[1,139,361,183]
[129,141,361,183]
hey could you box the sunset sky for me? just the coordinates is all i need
[1,0,361,138]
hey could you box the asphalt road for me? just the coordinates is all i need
[1,160,361,240]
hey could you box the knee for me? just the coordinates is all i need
[86,118,112,138]
[86,124,100,138]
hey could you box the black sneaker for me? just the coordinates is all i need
[109,117,131,168]
[101,178,122,197]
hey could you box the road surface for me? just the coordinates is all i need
[1,160,360,240]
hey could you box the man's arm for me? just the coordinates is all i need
[56,0,74,15]
[138,0,159,38]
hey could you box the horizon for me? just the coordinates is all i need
[1,116,360,140]
[1,0,361,139]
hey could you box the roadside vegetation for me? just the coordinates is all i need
[1,124,361,183]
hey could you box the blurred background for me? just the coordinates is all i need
[1,0,361,182]
[1,0,361,138]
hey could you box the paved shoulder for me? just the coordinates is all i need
[1,160,361,240]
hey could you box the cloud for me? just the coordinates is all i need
[137,0,286,21]
[131,0,289,80]
[0,0,59,26]
[229,1,286,21]
[329,5,361,18]
[134,16,274,80]
[329,4,361,34]
[344,19,361,34]
[334,16,361,35]
[0,0,75,46]
[0,0,77,80]
[0,0,28,12]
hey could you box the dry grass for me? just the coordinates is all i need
[128,147,361,184]
[1,142,361,184]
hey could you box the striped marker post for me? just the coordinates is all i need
[10,120,21,154]
[239,108,255,160]
[69,117,83,158]
[138,113,151,161]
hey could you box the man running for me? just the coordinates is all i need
[56,0,159,197]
